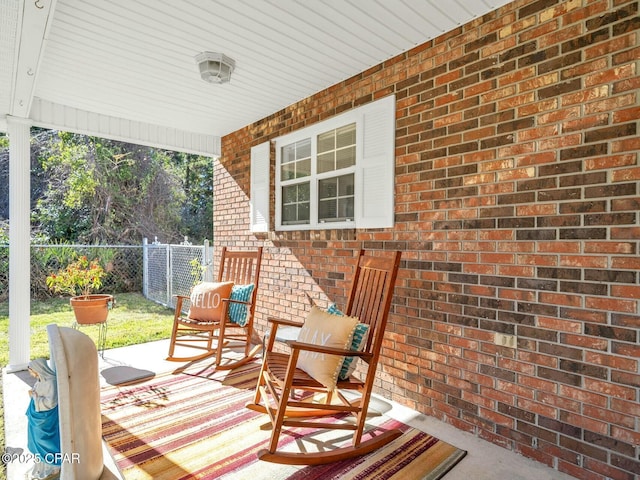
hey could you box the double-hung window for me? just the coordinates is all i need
[281,124,356,226]
[250,95,395,232]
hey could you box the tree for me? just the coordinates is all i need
[172,151,213,243]
[26,131,212,244]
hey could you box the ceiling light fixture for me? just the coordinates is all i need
[195,52,235,84]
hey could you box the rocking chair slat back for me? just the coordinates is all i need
[345,251,401,356]
[218,247,260,286]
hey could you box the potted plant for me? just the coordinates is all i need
[46,255,114,324]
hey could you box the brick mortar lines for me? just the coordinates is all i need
[218,1,640,478]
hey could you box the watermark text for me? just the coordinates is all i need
[2,448,80,465]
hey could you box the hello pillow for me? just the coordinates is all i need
[188,281,234,322]
[296,306,359,390]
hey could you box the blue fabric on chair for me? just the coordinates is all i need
[228,284,255,326]
[326,304,370,381]
[339,323,369,380]
[26,401,61,466]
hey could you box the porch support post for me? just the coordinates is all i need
[7,116,32,372]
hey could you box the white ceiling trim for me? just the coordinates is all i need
[30,98,221,156]
[4,0,222,156]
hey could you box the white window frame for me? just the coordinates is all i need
[271,95,395,231]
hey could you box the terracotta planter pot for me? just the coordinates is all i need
[70,294,113,325]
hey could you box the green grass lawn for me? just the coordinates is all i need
[0,292,175,480]
[0,293,174,366]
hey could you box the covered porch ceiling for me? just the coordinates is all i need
[1,0,512,157]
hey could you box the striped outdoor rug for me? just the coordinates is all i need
[101,361,466,480]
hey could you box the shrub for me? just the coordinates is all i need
[46,256,105,298]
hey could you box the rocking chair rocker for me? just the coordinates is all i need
[246,249,402,465]
[167,246,263,369]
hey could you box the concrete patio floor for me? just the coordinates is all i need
[3,338,578,480]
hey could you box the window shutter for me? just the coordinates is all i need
[250,141,270,232]
[355,95,395,229]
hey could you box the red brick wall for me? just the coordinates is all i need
[217,1,640,478]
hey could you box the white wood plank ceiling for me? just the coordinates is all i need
[1,0,513,155]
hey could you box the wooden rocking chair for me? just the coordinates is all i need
[246,249,402,465]
[167,246,263,369]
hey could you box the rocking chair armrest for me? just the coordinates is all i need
[173,294,190,304]
[222,297,251,306]
[173,294,190,313]
[220,298,253,328]
[262,317,303,351]
[267,317,304,328]
[288,340,369,359]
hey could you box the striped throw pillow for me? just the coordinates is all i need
[228,284,255,326]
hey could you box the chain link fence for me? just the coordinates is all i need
[143,238,213,309]
[0,239,213,308]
